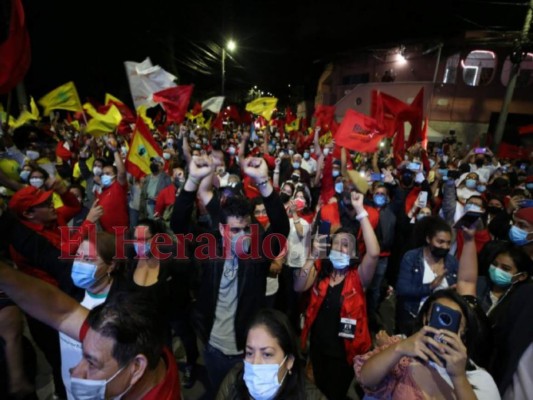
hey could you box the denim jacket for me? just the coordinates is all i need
[395,246,458,318]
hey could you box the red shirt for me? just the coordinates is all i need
[97,180,129,233]
[155,184,176,217]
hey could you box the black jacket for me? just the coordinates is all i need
[170,188,289,350]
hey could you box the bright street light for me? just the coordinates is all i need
[222,39,237,95]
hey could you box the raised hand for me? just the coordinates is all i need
[188,155,213,180]
[242,157,268,183]
[86,199,104,223]
[350,191,365,213]
[396,326,445,366]
[436,330,468,377]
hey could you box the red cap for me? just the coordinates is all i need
[9,186,53,215]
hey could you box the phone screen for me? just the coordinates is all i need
[370,172,383,182]
[318,220,331,236]
[474,147,486,154]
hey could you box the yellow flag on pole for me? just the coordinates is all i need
[12,97,40,128]
[38,81,83,116]
[83,103,122,136]
[125,117,163,178]
[245,97,278,121]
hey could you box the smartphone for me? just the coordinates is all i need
[428,303,462,335]
[408,161,422,171]
[519,199,533,209]
[318,220,331,236]
[418,191,428,208]
[370,172,383,182]
[474,147,486,154]
[453,211,484,230]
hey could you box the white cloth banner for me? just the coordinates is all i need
[124,57,177,109]
[201,96,225,114]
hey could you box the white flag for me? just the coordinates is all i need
[201,96,225,114]
[124,57,177,109]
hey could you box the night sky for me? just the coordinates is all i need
[16,0,530,107]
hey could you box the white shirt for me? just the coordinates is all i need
[504,343,533,400]
[302,157,317,175]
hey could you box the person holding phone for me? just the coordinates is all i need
[355,289,500,400]
[395,217,459,335]
[293,191,380,399]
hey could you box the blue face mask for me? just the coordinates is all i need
[438,169,448,177]
[292,162,300,169]
[332,170,340,178]
[101,174,115,187]
[476,185,486,193]
[303,152,310,160]
[509,225,532,246]
[488,264,514,288]
[329,249,351,270]
[19,170,31,182]
[526,183,533,191]
[71,261,100,290]
[465,179,477,189]
[417,213,429,221]
[231,231,250,256]
[335,182,344,194]
[373,193,387,207]
[134,241,150,257]
[429,159,435,168]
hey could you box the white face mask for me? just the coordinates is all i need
[244,356,287,400]
[329,249,351,269]
[70,365,131,400]
[92,166,103,176]
[29,177,44,189]
[323,148,330,156]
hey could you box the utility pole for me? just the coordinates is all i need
[492,0,533,150]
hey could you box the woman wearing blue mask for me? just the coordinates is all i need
[62,232,120,400]
[476,243,531,323]
[217,308,326,399]
[293,192,380,399]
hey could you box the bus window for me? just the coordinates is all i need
[462,50,497,87]
[501,52,533,87]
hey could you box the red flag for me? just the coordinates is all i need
[191,101,202,116]
[285,106,296,124]
[224,105,241,123]
[518,124,533,135]
[334,110,384,153]
[0,0,31,94]
[421,117,428,150]
[392,123,405,165]
[405,88,424,148]
[152,85,194,124]
[213,112,224,131]
[498,142,530,159]
[313,105,336,132]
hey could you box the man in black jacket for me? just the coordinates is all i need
[170,155,289,393]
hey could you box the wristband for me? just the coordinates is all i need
[355,210,369,221]
[256,179,269,188]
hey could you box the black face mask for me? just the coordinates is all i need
[291,174,300,182]
[475,159,484,168]
[149,163,159,174]
[279,192,291,204]
[174,177,183,188]
[430,245,449,259]
[487,206,503,215]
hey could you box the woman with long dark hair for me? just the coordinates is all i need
[355,289,500,399]
[217,308,325,399]
[293,191,380,399]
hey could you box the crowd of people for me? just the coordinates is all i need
[0,115,532,400]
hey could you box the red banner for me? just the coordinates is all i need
[335,110,385,153]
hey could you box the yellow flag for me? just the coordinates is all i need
[0,111,15,127]
[245,97,278,121]
[38,81,83,116]
[125,118,163,178]
[84,104,122,136]
[136,105,154,129]
[105,93,125,105]
[12,97,40,128]
[285,118,300,132]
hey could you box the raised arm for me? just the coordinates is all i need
[313,127,322,156]
[0,261,89,341]
[352,192,380,289]
[456,227,478,296]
